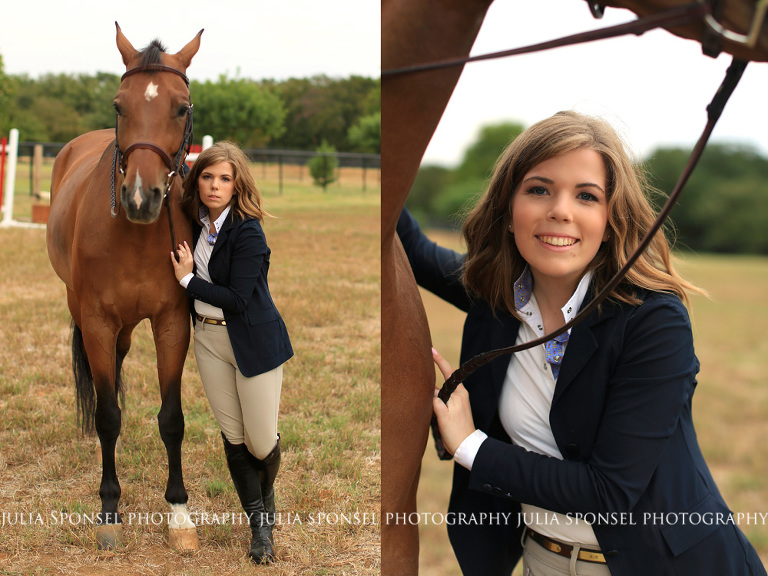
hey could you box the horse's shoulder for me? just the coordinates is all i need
[56,130,114,170]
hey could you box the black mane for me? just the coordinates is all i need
[139,40,168,67]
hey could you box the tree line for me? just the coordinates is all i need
[0,54,380,154]
[407,121,768,255]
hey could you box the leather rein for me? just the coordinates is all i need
[382,2,752,405]
[110,64,194,251]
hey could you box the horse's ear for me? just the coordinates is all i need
[176,29,204,70]
[115,22,138,66]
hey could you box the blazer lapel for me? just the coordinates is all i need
[552,295,618,405]
[209,210,235,261]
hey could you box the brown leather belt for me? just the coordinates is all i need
[196,314,226,326]
[526,528,606,564]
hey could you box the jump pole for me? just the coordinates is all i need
[0,137,6,207]
[1,129,19,226]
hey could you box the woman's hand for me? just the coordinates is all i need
[432,348,477,456]
[170,241,194,282]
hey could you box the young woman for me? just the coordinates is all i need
[397,112,766,576]
[171,141,293,564]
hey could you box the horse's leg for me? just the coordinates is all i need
[381,240,435,576]
[381,2,494,572]
[151,309,198,550]
[78,314,124,549]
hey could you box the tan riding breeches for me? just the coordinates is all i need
[194,322,282,459]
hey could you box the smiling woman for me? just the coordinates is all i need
[510,148,610,307]
[398,111,767,576]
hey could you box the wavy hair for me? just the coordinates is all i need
[462,111,702,315]
[181,141,269,223]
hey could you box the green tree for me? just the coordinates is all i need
[0,53,15,134]
[406,165,454,225]
[456,121,524,181]
[192,76,285,147]
[347,111,380,153]
[646,143,768,253]
[407,121,526,226]
[269,75,379,151]
[309,140,338,191]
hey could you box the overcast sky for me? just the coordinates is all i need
[3,1,767,166]
[420,1,768,165]
[0,0,380,82]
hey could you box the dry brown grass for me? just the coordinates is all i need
[416,230,768,574]
[0,181,380,575]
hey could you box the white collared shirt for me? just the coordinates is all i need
[180,205,231,320]
[453,269,599,547]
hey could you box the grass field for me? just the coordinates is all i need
[0,174,380,575]
[416,230,768,575]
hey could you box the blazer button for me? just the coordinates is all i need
[482,483,493,492]
[493,487,502,495]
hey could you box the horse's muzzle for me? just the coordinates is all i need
[121,181,164,224]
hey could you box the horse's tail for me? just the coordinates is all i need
[71,321,124,435]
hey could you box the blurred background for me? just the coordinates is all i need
[408,1,768,573]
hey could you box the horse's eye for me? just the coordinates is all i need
[113,102,123,116]
[177,105,190,117]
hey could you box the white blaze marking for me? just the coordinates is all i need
[169,503,195,529]
[133,173,143,209]
[144,82,159,102]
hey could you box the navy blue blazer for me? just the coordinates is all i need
[186,212,293,378]
[398,209,765,576]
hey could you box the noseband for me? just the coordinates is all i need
[110,64,194,250]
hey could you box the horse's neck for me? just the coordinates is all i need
[382,0,493,243]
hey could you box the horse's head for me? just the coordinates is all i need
[113,23,203,223]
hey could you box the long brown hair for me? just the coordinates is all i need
[462,111,702,315]
[181,141,269,223]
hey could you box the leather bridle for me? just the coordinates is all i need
[110,64,194,250]
[381,1,766,77]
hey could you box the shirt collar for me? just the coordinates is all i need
[513,267,594,380]
[513,266,594,326]
[199,204,231,234]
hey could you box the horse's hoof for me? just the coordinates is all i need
[168,527,199,550]
[95,524,123,549]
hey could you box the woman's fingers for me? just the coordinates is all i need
[432,347,454,380]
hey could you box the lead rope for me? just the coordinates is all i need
[110,144,120,218]
[164,106,194,251]
[382,2,710,77]
[431,57,748,458]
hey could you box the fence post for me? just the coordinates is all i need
[0,137,6,208]
[33,144,43,198]
[2,129,19,225]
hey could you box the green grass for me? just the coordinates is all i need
[0,179,380,574]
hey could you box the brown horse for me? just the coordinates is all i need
[382,0,768,573]
[381,1,495,573]
[46,23,201,550]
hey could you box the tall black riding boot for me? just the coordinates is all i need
[221,433,275,564]
[252,436,281,542]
